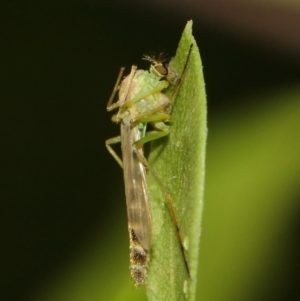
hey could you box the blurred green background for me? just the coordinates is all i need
[1,1,300,301]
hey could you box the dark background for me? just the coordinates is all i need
[1,1,300,301]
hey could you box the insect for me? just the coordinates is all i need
[105,44,193,285]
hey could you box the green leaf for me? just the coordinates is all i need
[147,21,207,301]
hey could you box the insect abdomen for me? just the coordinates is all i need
[129,228,149,285]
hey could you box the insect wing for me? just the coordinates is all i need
[121,117,152,251]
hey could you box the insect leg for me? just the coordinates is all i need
[106,67,125,111]
[107,65,137,112]
[105,136,123,168]
[134,148,191,278]
[168,43,193,104]
[122,80,169,109]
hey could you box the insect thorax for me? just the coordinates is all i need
[127,70,170,114]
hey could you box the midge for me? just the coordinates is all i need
[105,44,193,285]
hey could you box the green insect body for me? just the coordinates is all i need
[105,44,193,285]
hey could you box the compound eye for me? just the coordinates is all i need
[154,64,168,77]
